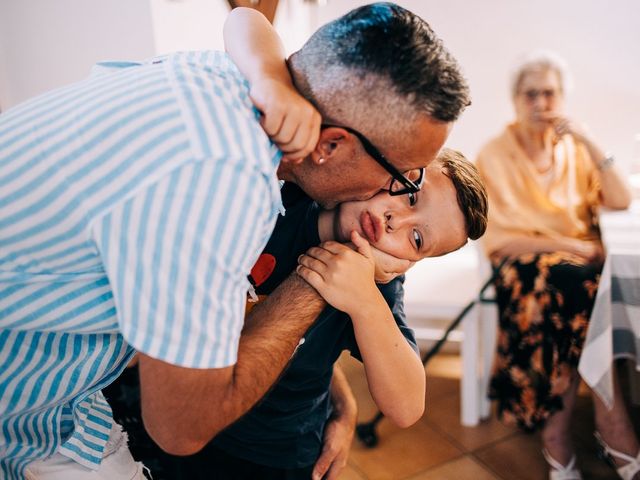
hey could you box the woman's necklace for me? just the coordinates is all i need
[532,151,554,174]
[514,125,555,174]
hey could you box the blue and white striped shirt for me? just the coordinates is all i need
[0,51,282,478]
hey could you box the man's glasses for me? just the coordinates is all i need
[321,124,424,196]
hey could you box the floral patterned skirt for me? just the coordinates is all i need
[489,252,601,432]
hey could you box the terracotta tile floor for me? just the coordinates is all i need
[337,353,640,480]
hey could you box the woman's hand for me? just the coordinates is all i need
[250,76,321,161]
[531,111,631,209]
[549,114,589,142]
[297,231,381,315]
[563,238,605,264]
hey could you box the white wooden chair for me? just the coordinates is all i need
[403,243,499,427]
[460,247,498,426]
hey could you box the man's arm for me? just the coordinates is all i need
[138,273,325,455]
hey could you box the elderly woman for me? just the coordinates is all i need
[476,51,636,479]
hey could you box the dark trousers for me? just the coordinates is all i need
[174,444,315,480]
[104,366,315,480]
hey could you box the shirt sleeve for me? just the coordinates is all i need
[91,159,278,369]
[349,276,419,362]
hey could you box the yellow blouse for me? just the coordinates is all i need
[476,124,601,257]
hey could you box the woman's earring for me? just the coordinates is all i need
[318,157,325,164]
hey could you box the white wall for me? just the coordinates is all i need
[148,0,318,58]
[2,0,638,166]
[149,0,230,54]
[0,0,317,108]
[0,14,10,113]
[311,0,640,169]
[0,0,156,108]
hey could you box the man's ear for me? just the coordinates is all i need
[312,127,352,166]
[279,127,350,167]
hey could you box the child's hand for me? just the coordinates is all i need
[297,231,381,315]
[250,77,321,161]
[368,246,414,284]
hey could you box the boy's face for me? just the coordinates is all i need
[335,164,468,262]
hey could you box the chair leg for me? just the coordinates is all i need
[479,301,498,419]
[461,302,480,426]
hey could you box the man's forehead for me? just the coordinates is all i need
[393,121,451,169]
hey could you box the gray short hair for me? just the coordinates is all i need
[288,3,470,126]
[510,50,573,98]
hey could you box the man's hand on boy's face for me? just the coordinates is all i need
[369,245,414,284]
[250,77,321,161]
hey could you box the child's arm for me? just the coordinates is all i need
[223,8,321,160]
[312,364,357,480]
[298,232,426,427]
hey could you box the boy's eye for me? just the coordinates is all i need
[413,229,423,250]
[408,192,417,206]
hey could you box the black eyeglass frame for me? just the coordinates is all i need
[321,124,424,196]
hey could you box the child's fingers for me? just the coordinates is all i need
[272,115,300,146]
[279,131,313,159]
[299,111,322,158]
[280,141,315,163]
[278,114,320,157]
[298,253,328,273]
[296,264,325,291]
[281,148,308,162]
[304,246,338,263]
[259,107,285,138]
[279,136,308,157]
[351,230,372,257]
[317,241,352,255]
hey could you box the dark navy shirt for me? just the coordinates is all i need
[212,183,418,468]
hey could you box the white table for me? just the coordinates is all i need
[578,200,640,408]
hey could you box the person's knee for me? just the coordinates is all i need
[553,261,599,284]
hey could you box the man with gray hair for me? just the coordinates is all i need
[228,2,470,208]
[0,3,469,478]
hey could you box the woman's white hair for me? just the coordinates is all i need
[510,50,574,98]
